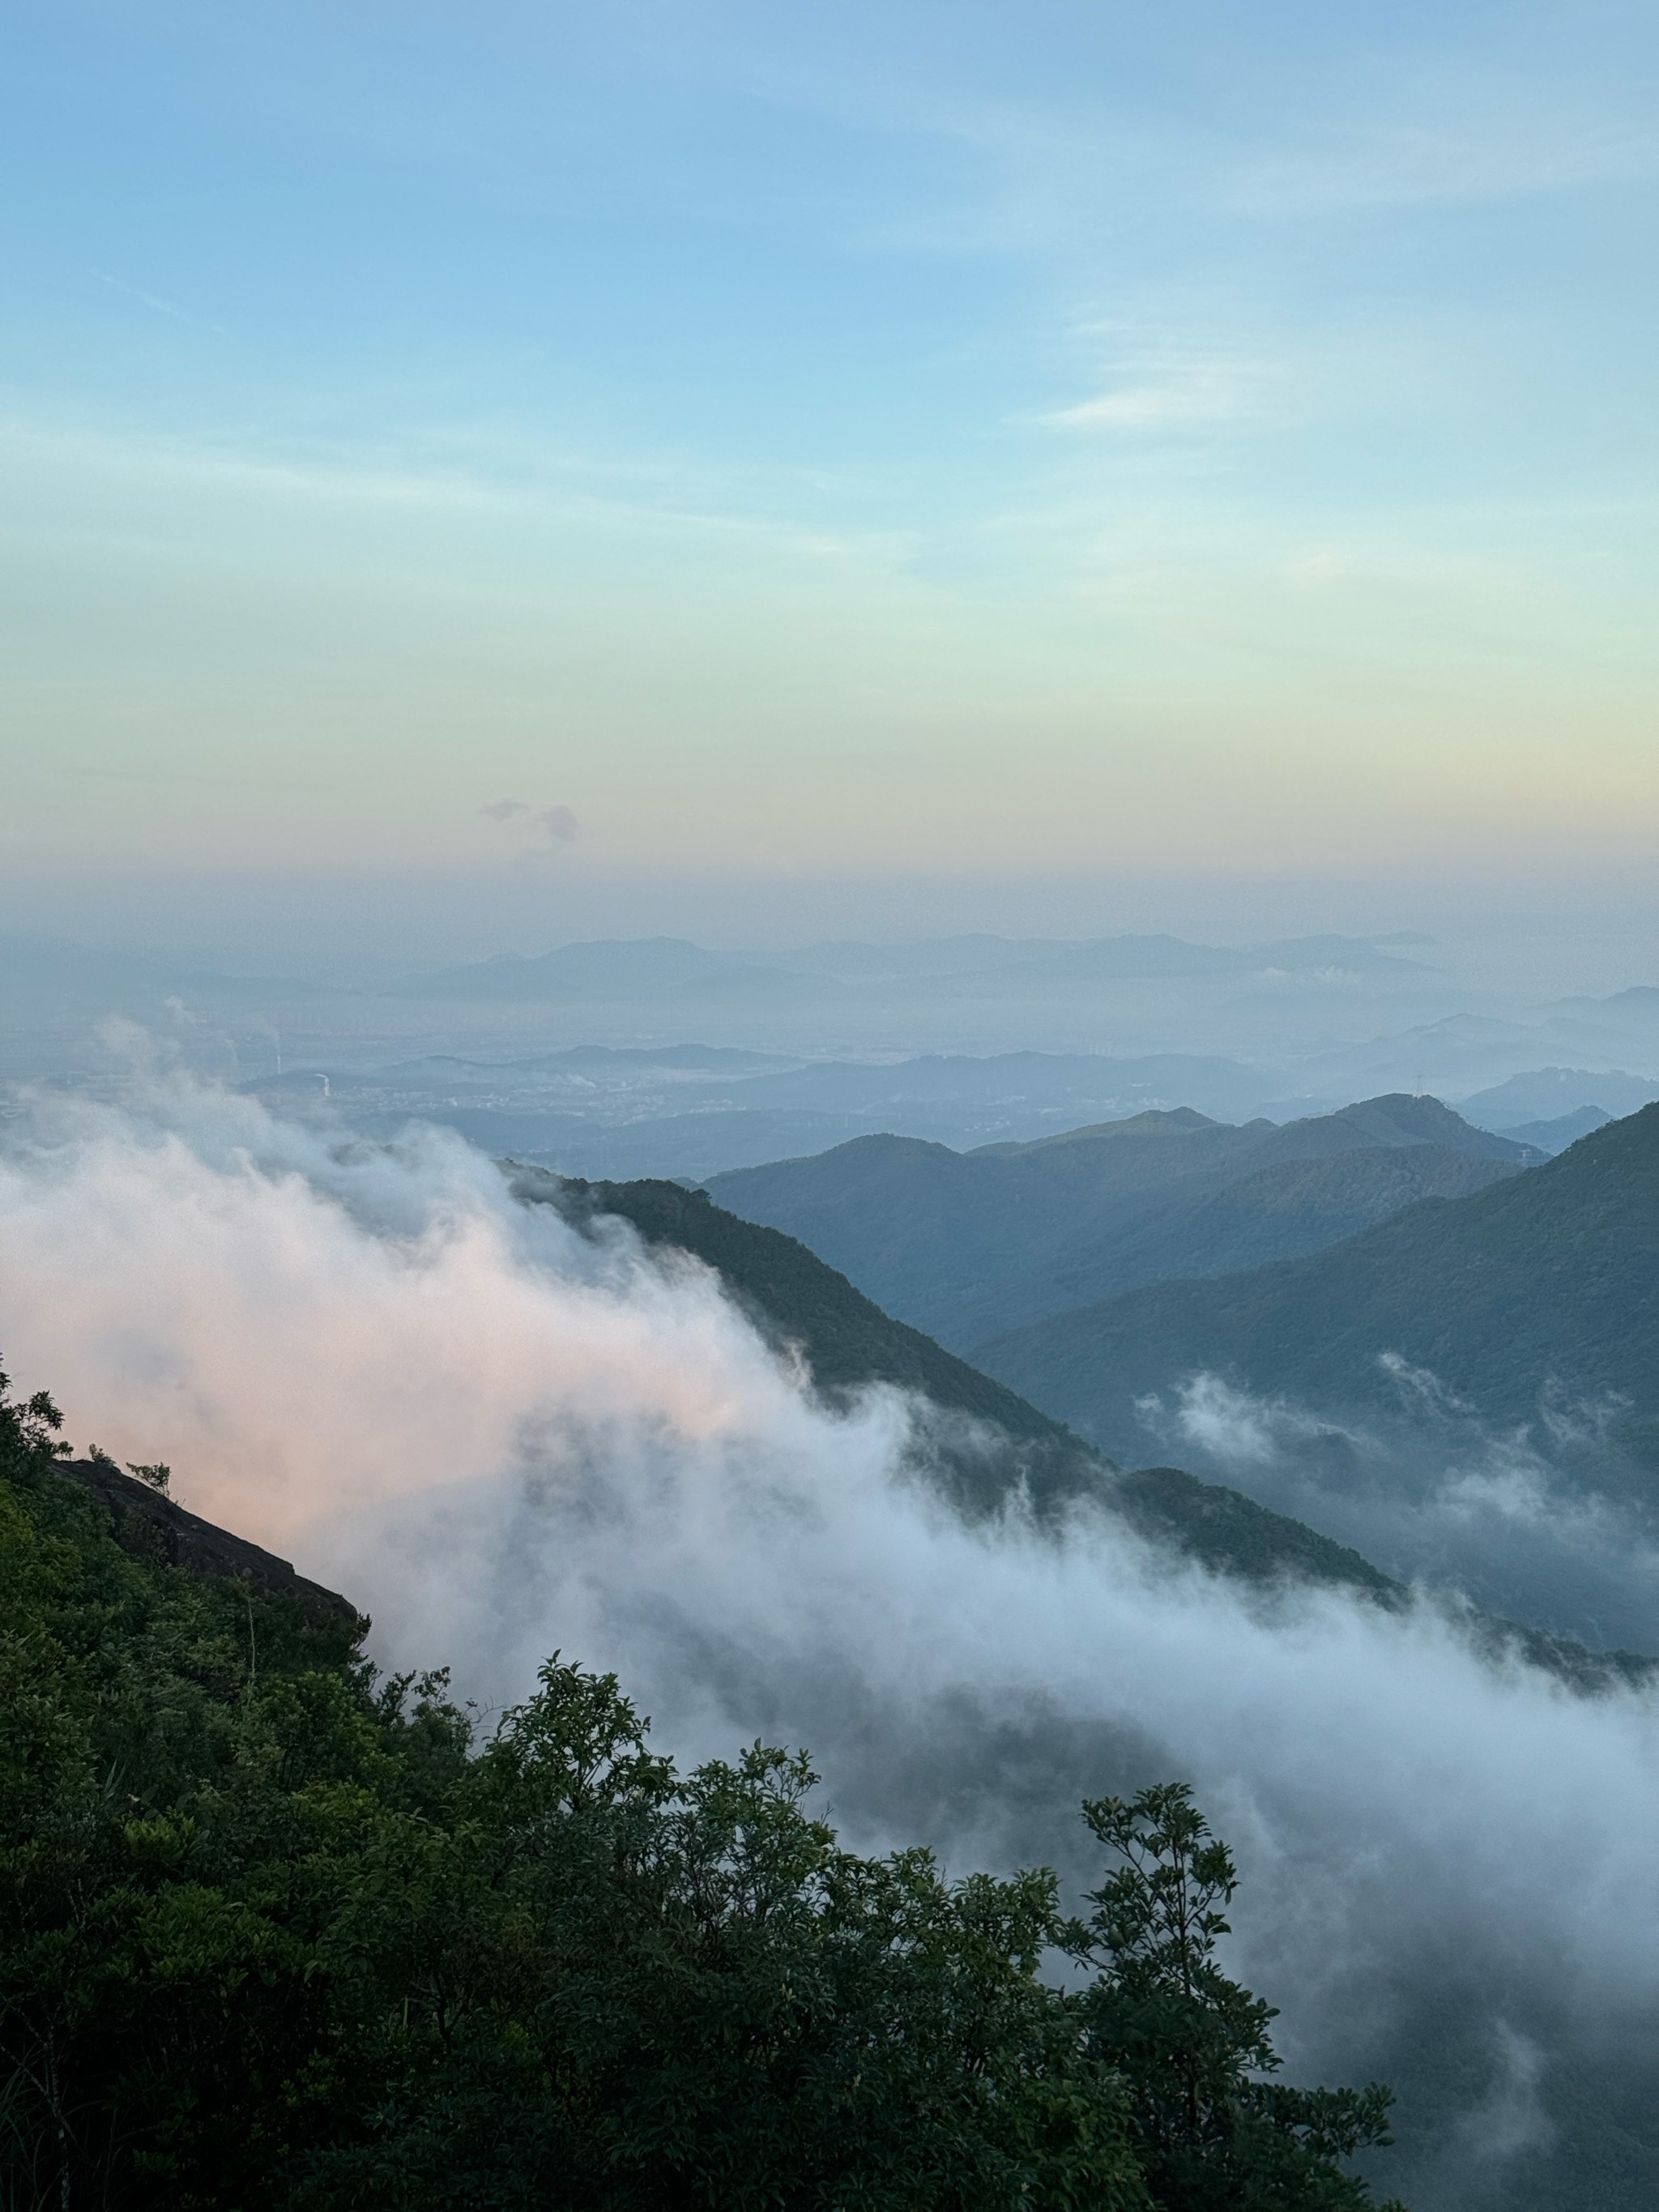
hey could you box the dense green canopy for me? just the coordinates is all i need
[0,1369,1400,2210]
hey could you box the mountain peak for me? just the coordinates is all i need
[1318,1092,1537,1159]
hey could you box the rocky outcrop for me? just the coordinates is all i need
[58,1458,360,1624]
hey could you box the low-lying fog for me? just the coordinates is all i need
[1138,1369,1659,1655]
[2,1075,1657,2206]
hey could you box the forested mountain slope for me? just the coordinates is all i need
[514,1168,1416,1597]
[705,1109,1251,1340]
[707,1096,1535,1348]
[963,1142,1520,1344]
[975,1106,1659,1476]
[509,1168,1659,1688]
[514,1168,1065,1448]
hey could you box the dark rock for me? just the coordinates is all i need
[58,1458,360,1625]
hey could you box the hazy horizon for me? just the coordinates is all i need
[6,865,1659,995]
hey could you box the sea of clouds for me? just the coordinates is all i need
[2,1071,1658,2205]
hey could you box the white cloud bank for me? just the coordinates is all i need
[1,1078,1657,2200]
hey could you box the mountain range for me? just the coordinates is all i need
[707,1093,1537,1351]
[0,932,326,1014]
[396,930,1436,1001]
[1459,1066,1659,1127]
[23,1154,1659,2212]
[1497,1105,1614,1153]
[360,1049,1271,1181]
[975,1104,1659,1480]
[505,1165,1648,1685]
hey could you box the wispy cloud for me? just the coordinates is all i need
[1043,339,1283,438]
[1225,103,1659,218]
[93,271,228,338]
[514,805,582,864]
[480,799,581,862]
[0,412,923,587]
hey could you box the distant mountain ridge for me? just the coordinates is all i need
[395,929,1434,1001]
[715,1050,1251,1117]
[362,1049,1269,1182]
[1498,1107,1613,1155]
[1002,933,1431,983]
[391,937,812,1002]
[707,1093,1536,1351]
[974,1103,1659,1479]
[0,931,330,1009]
[1459,1066,1659,1127]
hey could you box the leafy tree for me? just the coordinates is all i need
[1068,1783,1403,2210]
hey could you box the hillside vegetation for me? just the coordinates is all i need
[514,1168,1066,1448]
[0,1367,1403,2212]
[992,1142,1518,1335]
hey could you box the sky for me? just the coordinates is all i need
[3,0,1658,955]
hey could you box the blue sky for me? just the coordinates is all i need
[3,0,1657,948]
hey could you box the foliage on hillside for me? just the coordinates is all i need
[0,1366,1402,2211]
[1021,1145,1522,1329]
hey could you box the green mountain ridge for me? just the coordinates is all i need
[513,1168,1066,1453]
[973,1104,1659,1484]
